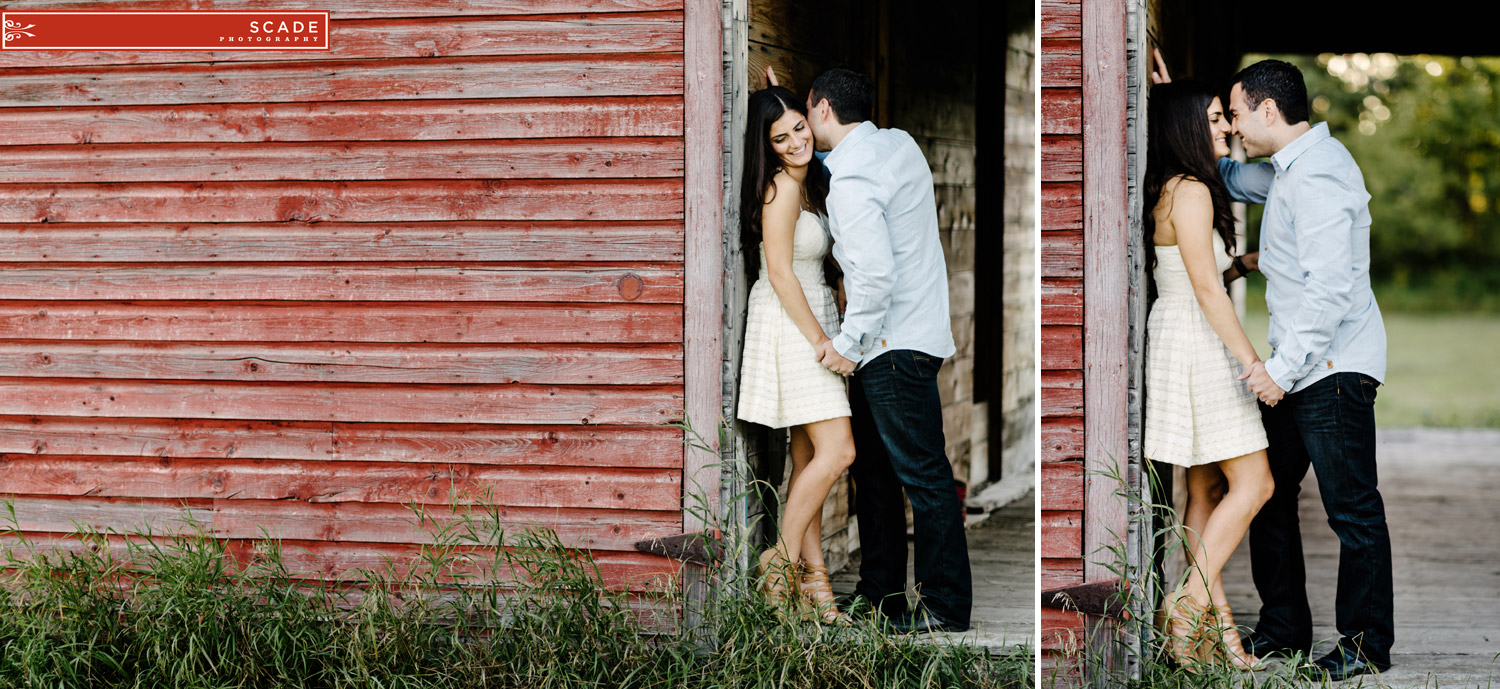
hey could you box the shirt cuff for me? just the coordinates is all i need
[831,332,862,363]
[1263,356,1298,394]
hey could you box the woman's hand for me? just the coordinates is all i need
[764,65,779,89]
[1151,48,1172,85]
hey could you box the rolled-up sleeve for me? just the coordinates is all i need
[828,167,895,363]
[1218,157,1275,204]
[1263,170,1361,390]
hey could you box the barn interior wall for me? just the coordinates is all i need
[999,3,1039,490]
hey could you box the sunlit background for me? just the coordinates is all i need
[1237,53,1500,428]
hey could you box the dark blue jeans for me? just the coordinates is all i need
[848,349,972,625]
[1250,372,1394,665]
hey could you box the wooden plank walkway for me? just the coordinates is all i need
[1222,427,1500,687]
[830,489,1036,655]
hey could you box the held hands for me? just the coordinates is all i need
[815,339,856,376]
[1239,360,1285,406]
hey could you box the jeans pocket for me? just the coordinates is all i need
[1357,375,1379,405]
[909,352,943,380]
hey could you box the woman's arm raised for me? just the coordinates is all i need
[1172,179,1261,369]
[761,174,834,350]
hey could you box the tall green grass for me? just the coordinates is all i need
[0,461,1026,687]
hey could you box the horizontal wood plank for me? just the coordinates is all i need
[0,417,683,467]
[1041,88,1082,135]
[0,97,684,146]
[1041,135,1082,182]
[1041,277,1083,326]
[1040,325,1082,370]
[1041,557,1084,590]
[1042,416,1084,463]
[1040,605,1089,651]
[0,264,683,303]
[1041,460,1084,511]
[1040,0,1082,39]
[0,179,684,223]
[1040,381,1083,417]
[1041,182,1082,231]
[0,138,684,183]
[0,1,684,18]
[0,222,684,263]
[0,456,681,510]
[1040,230,1083,278]
[1040,509,1081,559]
[1040,39,1081,88]
[0,379,682,425]
[0,342,682,385]
[0,495,680,551]
[0,55,683,108]
[0,301,682,343]
[0,15,684,69]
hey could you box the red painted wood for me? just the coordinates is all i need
[0,139,684,183]
[0,98,684,146]
[1040,0,1082,39]
[0,264,684,304]
[0,179,684,223]
[1,533,683,590]
[1040,39,1082,88]
[0,379,682,426]
[1040,382,1084,418]
[0,456,681,511]
[1041,606,1089,651]
[1041,182,1083,231]
[1041,88,1082,135]
[0,342,683,385]
[681,0,722,541]
[0,301,682,343]
[1,495,680,552]
[1041,461,1084,511]
[1041,325,1082,370]
[0,417,682,468]
[1040,230,1083,278]
[0,1,685,18]
[1083,0,1131,585]
[1041,135,1083,183]
[1041,510,1082,559]
[1041,278,1084,326]
[1042,558,1085,589]
[0,15,685,69]
[0,54,684,108]
[1042,416,1085,463]
[0,222,684,263]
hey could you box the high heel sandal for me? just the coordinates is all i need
[1161,589,1209,673]
[757,548,800,619]
[798,564,851,626]
[1206,604,1266,671]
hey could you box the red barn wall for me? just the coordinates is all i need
[0,0,697,592]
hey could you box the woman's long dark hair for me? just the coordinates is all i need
[739,86,829,277]
[1144,80,1237,270]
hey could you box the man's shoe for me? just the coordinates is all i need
[888,610,969,635]
[1301,644,1391,682]
[837,592,906,621]
[1241,630,1306,659]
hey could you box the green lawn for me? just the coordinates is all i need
[1239,278,1500,428]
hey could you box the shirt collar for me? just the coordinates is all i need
[823,120,877,171]
[1271,121,1330,172]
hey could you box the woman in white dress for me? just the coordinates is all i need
[1144,79,1275,670]
[736,86,856,625]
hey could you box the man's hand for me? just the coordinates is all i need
[1242,251,1259,273]
[816,339,856,376]
[1151,48,1172,85]
[1239,360,1285,406]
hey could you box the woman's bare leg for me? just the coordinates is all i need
[773,416,856,569]
[1182,465,1228,606]
[1181,450,1274,606]
[787,425,827,569]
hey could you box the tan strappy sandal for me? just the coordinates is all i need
[798,563,851,626]
[1206,603,1267,671]
[1161,588,1209,673]
[757,548,800,620]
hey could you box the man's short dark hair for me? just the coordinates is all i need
[809,68,874,125]
[1230,59,1309,125]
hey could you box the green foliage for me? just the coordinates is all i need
[1243,53,1500,312]
[0,447,1026,688]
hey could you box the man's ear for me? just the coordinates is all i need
[1262,98,1282,126]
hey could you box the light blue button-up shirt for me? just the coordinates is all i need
[824,121,956,369]
[1218,122,1386,393]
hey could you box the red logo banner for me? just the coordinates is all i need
[2,11,330,50]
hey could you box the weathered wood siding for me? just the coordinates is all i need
[0,1,697,592]
[998,5,1037,489]
[1041,0,1132,679]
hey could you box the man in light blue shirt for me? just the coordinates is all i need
[803,68,969,633]
[1219,59,1393,680]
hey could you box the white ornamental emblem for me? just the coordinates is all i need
[4,19,38,40]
